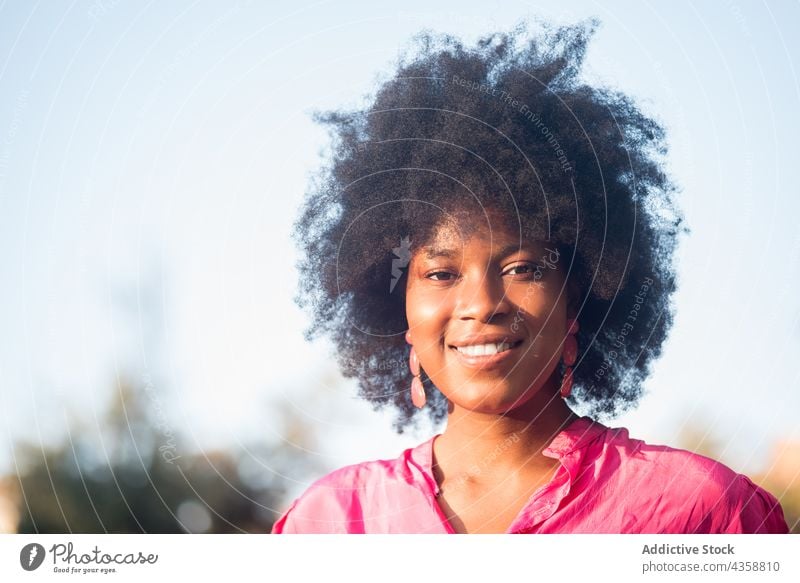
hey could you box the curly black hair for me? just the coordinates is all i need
[291,18,687,434]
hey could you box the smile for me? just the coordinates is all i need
[449,339,524,369]
[453,340,522,356]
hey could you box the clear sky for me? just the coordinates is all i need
[1,0,798,496]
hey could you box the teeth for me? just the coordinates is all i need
[456,342,513,356]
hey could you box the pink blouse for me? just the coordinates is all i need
[271,416,790,534]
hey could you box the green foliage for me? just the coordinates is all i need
[10,380,316,533]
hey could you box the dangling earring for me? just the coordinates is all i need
[405,330,426,409]
[560,317,579,398]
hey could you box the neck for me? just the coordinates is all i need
[434,375,578,485]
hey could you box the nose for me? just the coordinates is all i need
[453,269,512,323]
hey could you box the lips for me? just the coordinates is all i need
[448,337,524,369]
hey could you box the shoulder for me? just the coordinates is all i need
[595,425,789,533]
[270,446,417,534]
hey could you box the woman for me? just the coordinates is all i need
[272,19,789,534]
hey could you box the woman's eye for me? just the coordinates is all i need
[427,271,456,281]
[505,264,535,276]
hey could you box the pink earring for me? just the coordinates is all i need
[405,330,426,409]
[560,317,579,398]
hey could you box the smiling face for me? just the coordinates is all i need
[405,215,576,416]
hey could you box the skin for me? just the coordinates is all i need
[405,214,580,533]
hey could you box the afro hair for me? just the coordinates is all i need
[291,18,687,433]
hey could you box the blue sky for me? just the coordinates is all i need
[1,0,798,495]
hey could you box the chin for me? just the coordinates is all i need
[451,382,534,414]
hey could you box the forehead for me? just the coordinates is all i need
[419,220,545,258]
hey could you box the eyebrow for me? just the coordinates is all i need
[423,243,536,260]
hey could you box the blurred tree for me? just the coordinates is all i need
[1,257,328,533]
[10,377,322,533]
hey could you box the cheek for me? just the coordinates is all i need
[530,324,566,366]
[511,284,566,322]
[405,289,455,374]
[515,290,567,350]
[405,287,452,333]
